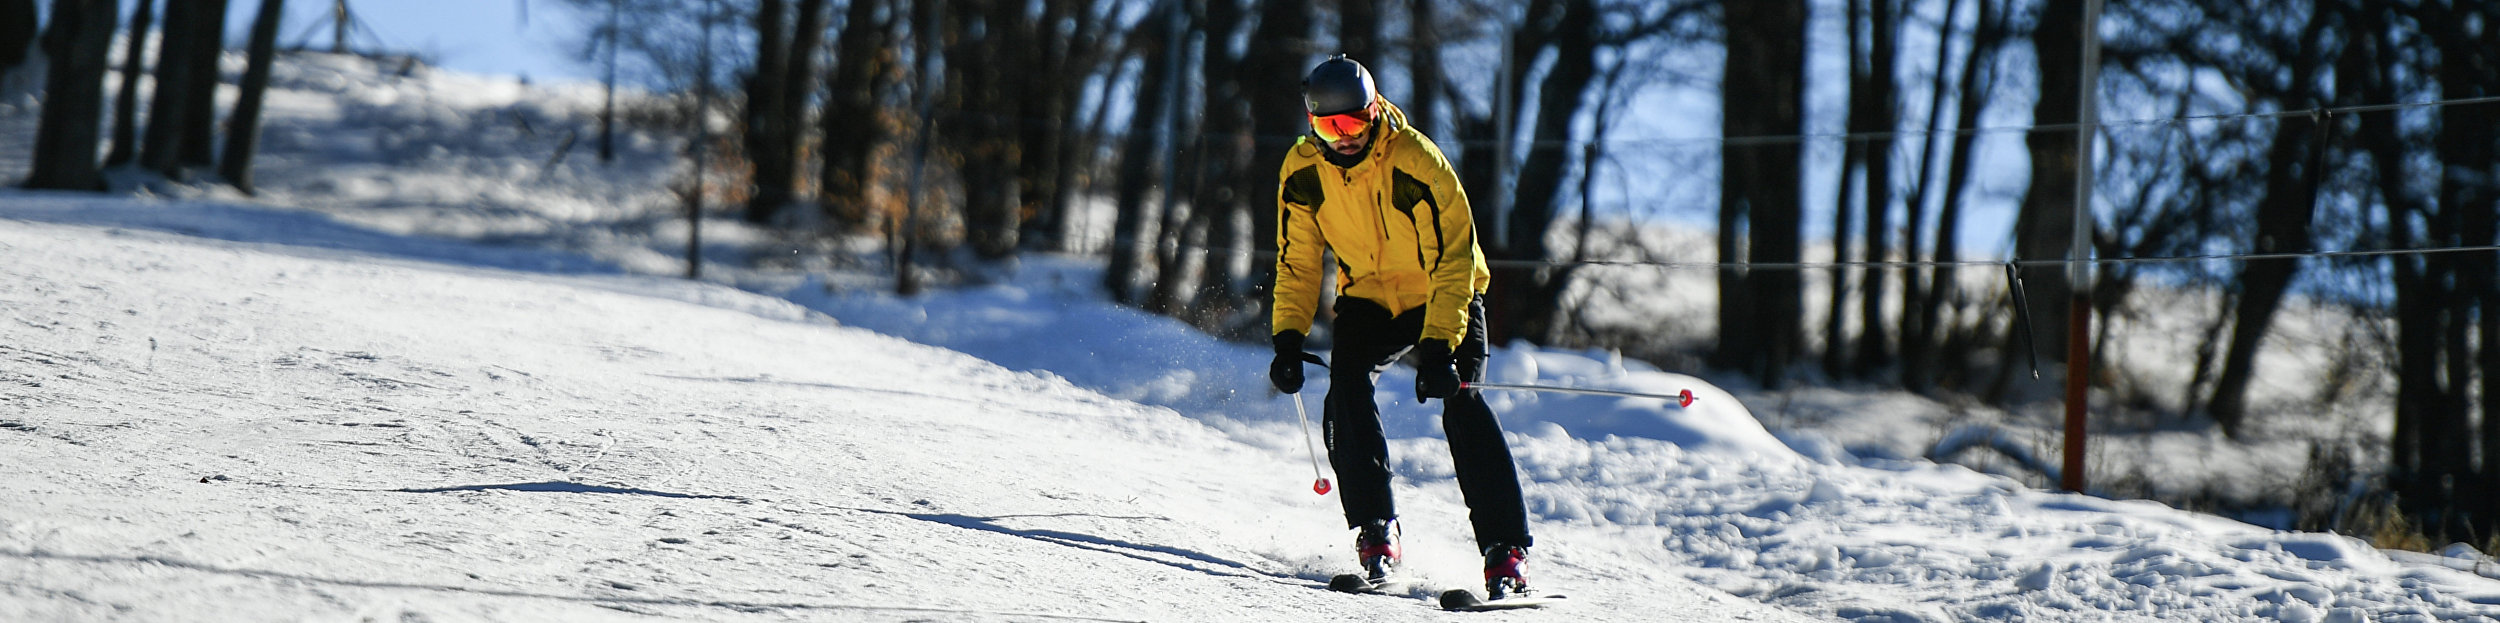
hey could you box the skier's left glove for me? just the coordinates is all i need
[1414,338,1461,402]
[1272,331,1326,394]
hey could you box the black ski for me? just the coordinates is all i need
[1438,588,1567,611]
[1328,573,1426,595]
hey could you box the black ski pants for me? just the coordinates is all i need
[1324,294,1533,551]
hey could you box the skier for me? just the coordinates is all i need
[1268,55,1535,600]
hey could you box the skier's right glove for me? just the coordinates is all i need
[1414,338,1462,402]
[1271,330,1320,394]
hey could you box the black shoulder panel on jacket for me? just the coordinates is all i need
[1391,169,1436,218]
[1393,168,1447,269]
[1283,166,1325,208]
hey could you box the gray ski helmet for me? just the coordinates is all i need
[1302,55,1377,117]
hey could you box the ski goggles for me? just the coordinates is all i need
[1308,102,1378,143]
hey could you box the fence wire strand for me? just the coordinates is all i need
[1070,92,2500,273]
[1107,235,2500,272]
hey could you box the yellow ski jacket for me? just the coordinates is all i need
[1272,98,1491,346]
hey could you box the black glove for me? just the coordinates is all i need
[1414,338,1461,401]
[1271,331,1313,394]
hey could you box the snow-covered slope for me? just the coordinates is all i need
[0,211,1813,621]
[3,52,2498,622]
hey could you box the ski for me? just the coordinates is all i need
[1328,573,1426,596]
[1438,588,1567,611]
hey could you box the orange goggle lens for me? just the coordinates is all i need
[1309,109,1375,143]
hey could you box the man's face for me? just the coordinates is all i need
[1327,130,1372,156]
[1309,102,1378,158]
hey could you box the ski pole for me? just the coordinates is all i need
[1460,382,1698,408]
[1291,393,1333,495]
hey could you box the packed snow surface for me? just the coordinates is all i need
[3,51,2498,622]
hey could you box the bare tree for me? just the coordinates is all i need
[1338,0,1380,61]
[1105,2,1180,305]
[1824,0,1868,377]
[1406,0,1441,137]
[597,0,618,163]
[2426,0,2499,535]
[2010,0,2085,371]
[1142,1,1197,315]
[175,0,227,170]
[220,0,288,195]
[0,0,31,75]
[741,0,792,223]
[820,0,900,232]
[138,0,226,178]
[1186,0,1255,331]
[735,0,826,225]
[1899,0,1976,392]
[948,0,1027,260]
[23,0,117,191]
[1502,0,1598,345]
[1716,0,1809,386]
[2201,7,2335,436]
[103,0,153,167]
[1246,0,1314,322]
[1908,0,2009,393]
[1013,0,1083,252]
[1853,0,1902,374]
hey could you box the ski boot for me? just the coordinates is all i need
[1483,544,1530,600]
[1356,518,1402,582]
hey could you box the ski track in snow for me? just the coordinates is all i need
[0,220,1537,622]
[1,52,2498,622]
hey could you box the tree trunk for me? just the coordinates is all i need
[1189,0,1251,327]
[820,0,896,232]
[219,0,286,195]
[103,0,153,167]
[895,0,939,295]
[1105,4,1178,305]
[2429,0,2497,529]
[1014,0,1075,252]
[1825,0,1868,378]
[944,0,1021,260]
[138,0,200,176]
[743,0,790,223]
[0,0,33,72]
[1853,0,1899,374]
[765,0,827,211]
[2469,2,2500,543]
[1338,0,1379,64]
[1407,0,1441,138]
[2354,27,2445,518]
[1246,0,1312,319]
[176,0,226,170]
[1481,1,1562,346]
[1144,7,1197,316]
[1912,0,2003,393]
[2205,125,2319,437]
[1050,1,1117,253]
[1718,0,1809,386]
[2207,17,2330,435]
[598,0,617,163]
[2011,0,2082,369]
[23,0,117,191]
[1505,0,1597,345]
[1897,0,1966,392]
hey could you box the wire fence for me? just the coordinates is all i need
[1101,236,2500,272]
[1079,90,2500,273]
